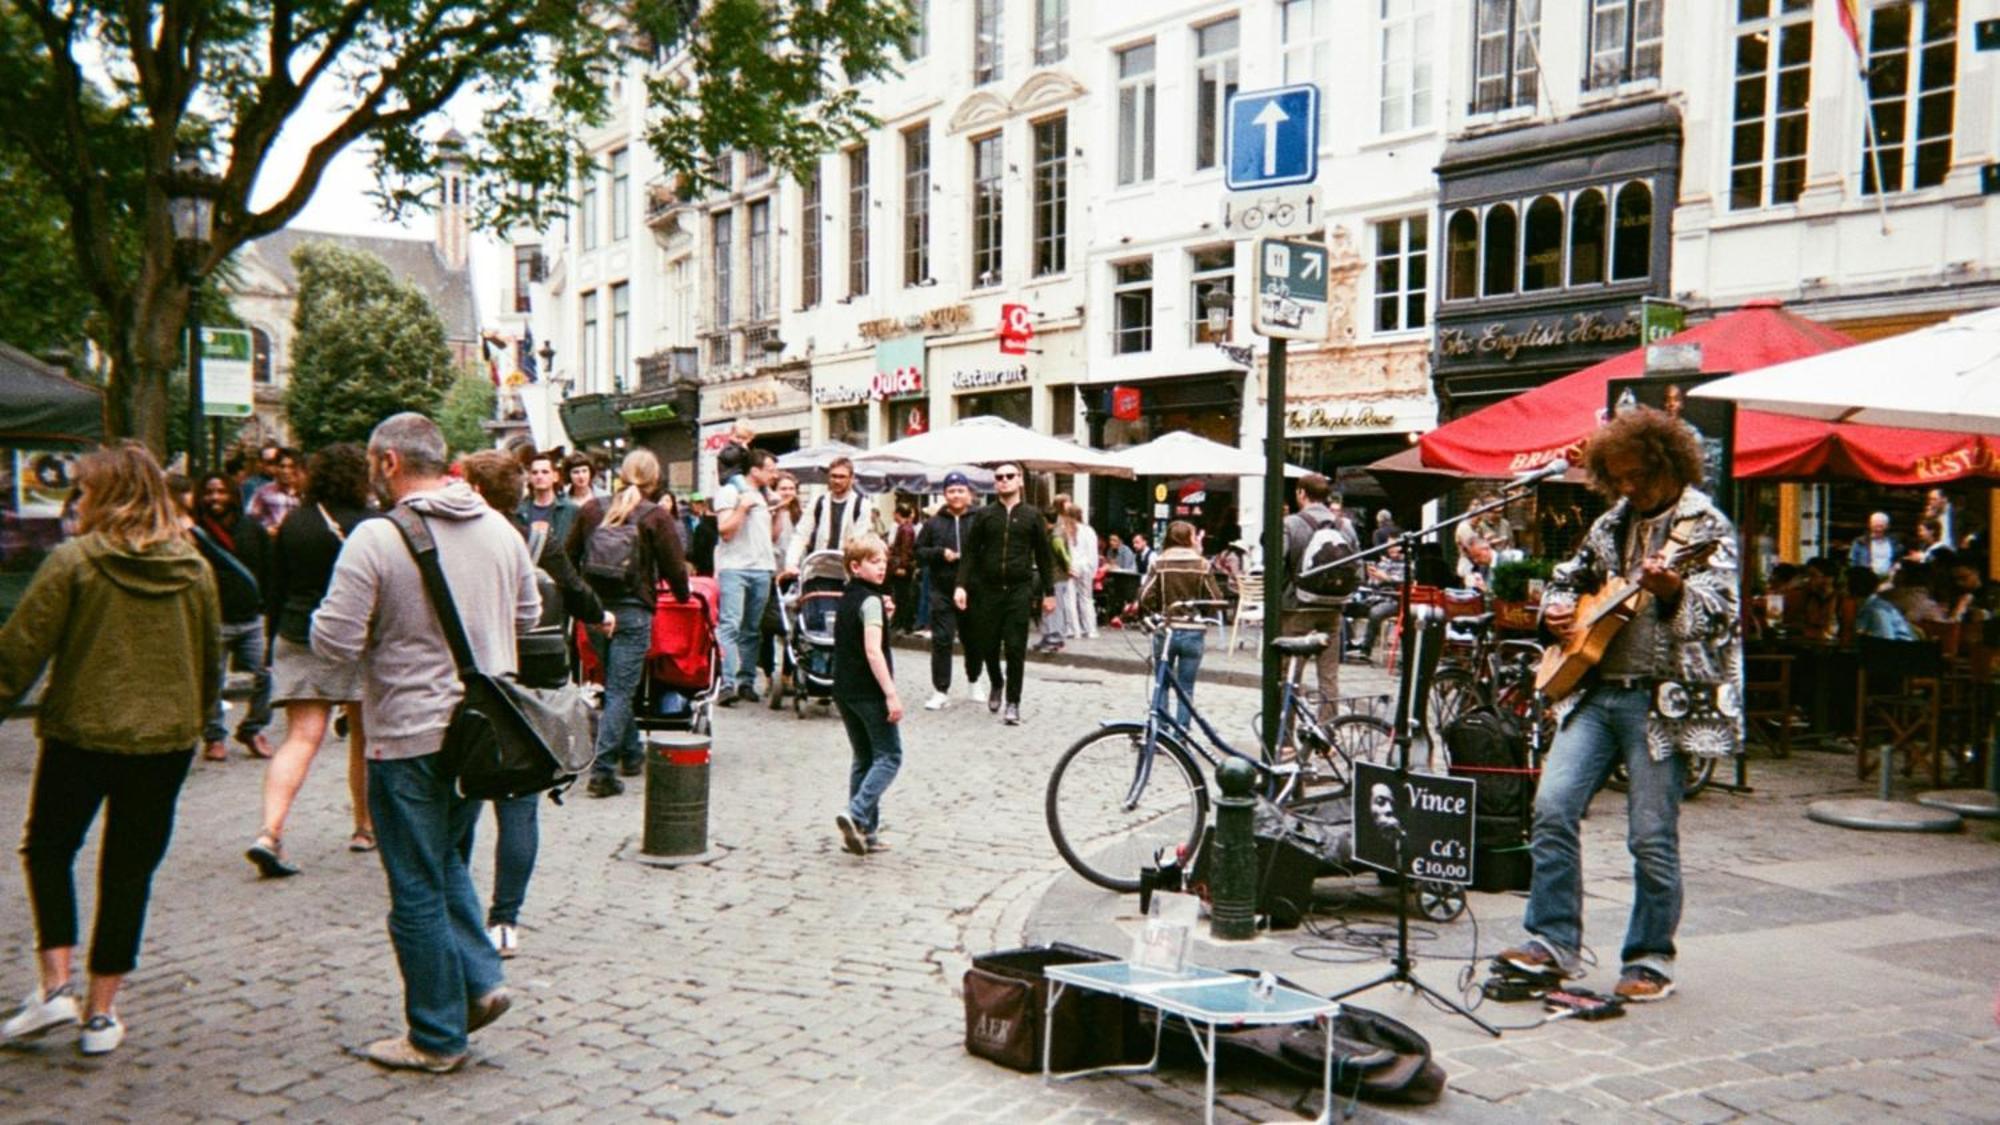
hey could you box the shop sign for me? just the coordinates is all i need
[872,335,926,399]
[998,303,1035,355]
[857,303,974,341]
[717,385,781,414]
[1436,307,1642,364]
[952,364,1029,391]
[813,384,870,406]
[1284,404,1398,432]
[1111,385,1142,421]
[1284,396,1436,437]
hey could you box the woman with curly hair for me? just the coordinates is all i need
[246,443,376,877]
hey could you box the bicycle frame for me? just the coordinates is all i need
[1116,629,1313,811]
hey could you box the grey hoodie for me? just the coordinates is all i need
[311,482,540,760]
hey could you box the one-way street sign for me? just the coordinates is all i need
[1253,237,1329,341]
[1225,84,1319,191]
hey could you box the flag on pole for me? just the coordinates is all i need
[1835,0,1865,61]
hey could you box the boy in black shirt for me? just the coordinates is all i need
[832,534,903,857]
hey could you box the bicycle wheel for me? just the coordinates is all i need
[1428,668,1482,739]
[1046,724,1210,894]
[1290,713,1395,807]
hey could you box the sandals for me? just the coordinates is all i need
[245,835,301,879]
[347,830,377,853]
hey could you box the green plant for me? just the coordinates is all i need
[1491,557,1555,603]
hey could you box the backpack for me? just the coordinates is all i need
[1444,705,1531,845]
[1293,510,1362,604]
[581,500,655,590]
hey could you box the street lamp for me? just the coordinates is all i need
[169,151,218,471]
[1202,284,1233,339]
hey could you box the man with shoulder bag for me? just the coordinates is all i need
[1281,474,1361,721]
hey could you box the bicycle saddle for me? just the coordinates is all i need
[1449,613,1496,637]
[1272,633,1332,656]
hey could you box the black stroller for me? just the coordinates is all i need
[774,549,845,718]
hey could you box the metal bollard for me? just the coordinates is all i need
[643,731,710,857]
[1210,758,1259,941]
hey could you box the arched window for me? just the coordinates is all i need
[1445,209,1479,301]
[1482,204,1517,297]
[1612,181,1652,281]
[1568,188,1607,286]
[1521,195,1564,291]
[251,327,274,384]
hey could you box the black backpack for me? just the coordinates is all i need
[1293,510,1361,604]
[581,499,655,591]
[1445,705,1530,845]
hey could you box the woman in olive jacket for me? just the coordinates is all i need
[0,442,221,1055]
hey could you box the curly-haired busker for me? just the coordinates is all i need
[1498,405,1741,1005]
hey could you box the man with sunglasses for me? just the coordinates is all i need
[953,463,1055,726]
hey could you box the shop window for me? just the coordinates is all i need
[1728,0,1813,210]
[957,389,1032,427]
[1033,116,1068,277]
[1611,181,1651,281]
[1372,216,1427,332]
[1481,203,1517,298]
[1585,0,1662,91]
[1445,209,1478,301]
[1193,18,1240,171]
[1189,245,1234,345]
[1117,43,1158,186]
[1471,0,1539,114]
[1568,188,1607,286]
[887,397,928,441]
[827,405,869,447]
[1861,0,1957,195]
[1521,195,1563,292]
[971,132,1003,288]
[1114,259,1153,354]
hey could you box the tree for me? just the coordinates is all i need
[0,0,915,455]
[283,241,453,450]
[437,366,499,455]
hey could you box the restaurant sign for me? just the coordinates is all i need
[1437,306,1642,365]
[1285,396,1436,437]
[952,364,1030,391]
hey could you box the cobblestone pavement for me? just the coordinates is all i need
[1,645,1996,1123]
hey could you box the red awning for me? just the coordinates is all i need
[1411,300,2000,486]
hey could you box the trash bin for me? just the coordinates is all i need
[643,731,710,857]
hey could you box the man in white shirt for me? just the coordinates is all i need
[713,445,779,705]
[782,456,868,578]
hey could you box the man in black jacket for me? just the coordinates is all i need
[915,472,980,711]
[190,471,274,760]
[954,462,1056,726]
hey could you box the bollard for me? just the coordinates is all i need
[643,731,711,857]
[1210,758,1259,941]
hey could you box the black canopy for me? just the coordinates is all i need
[0,342,102,447]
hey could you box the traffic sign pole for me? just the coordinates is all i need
[1262,336,1286,762]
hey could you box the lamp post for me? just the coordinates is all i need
[169,152,217,471]
[539,340,559,395]
[1202,284,1233,340]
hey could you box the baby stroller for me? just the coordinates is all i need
[776,549,845,718]
[639,575,722,734]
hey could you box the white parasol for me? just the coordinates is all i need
[858,416,1135,477]
[1107,429,1312,478]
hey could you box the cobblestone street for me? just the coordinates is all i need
[0,645,1996,1123]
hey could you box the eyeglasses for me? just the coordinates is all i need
[994,471,1019,480]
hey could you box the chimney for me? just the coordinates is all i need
[437,129,469,271]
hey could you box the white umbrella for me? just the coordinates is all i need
[1691,306,2000,436]
[1109,429,1311,478]
[775,440,992,492]
[858,416,1135,477]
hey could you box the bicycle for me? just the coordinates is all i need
[1044,605,1394,893]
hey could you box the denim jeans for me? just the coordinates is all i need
[1151,627,1207,728]
[462,795,538,928]
[205,619,272,742]
[1523,686,1684,977]
[718,568,774,690]
[368,753,505,1057]
[589,601,653,778]
[835,697,902,836]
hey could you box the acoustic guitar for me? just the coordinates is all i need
[1533,535,1723,702]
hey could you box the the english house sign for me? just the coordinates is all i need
[1438,307,1642,364]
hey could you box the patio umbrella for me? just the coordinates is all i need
[1107,429,1311,478]
[1692,306,2000,436]
[774,440,993,493]
[860,415,1134,477]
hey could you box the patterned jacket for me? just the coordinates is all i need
[1545,485,1743,761]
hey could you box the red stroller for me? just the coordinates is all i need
[576,576,722,735]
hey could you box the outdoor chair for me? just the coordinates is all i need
[1854,637,1944,786]
[1228,570,1268,654]
[1743,650,1794,758]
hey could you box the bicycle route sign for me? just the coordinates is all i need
[1253,237,1330,341]
[1221,187,1322,235]
[1225,84,1319,191]
[1350,761,1477,886]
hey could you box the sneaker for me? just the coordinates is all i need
[1614,966,1675,1003]
[965,680,986,704]
[1085,630,1100,640]
[618,757,642,778]
[736,684,761,704]
[487,924,519,959]
[834,814,868,856]
[245,837,301,879]
[923,691,951,711]
[1496,940,1580,980]
[585,775,624,799]
[77,1013,124,1055]
[0,982,79,1042]
[1002,703,1021,726]
[715,685,739,708]
[466,987,512,1033]
[987,681,1003,714]
[361,1035,466,1074]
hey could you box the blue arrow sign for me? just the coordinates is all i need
[1225,84,1319,191]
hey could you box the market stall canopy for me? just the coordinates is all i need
[1107,430,1311,478]
[0,342,103,447]
[1692,306,2000,437]
[860,416,1134,478]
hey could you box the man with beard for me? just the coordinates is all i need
[954,463,1056,726]
[188,472,274,760]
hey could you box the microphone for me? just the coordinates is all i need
[1511,458,1570,487]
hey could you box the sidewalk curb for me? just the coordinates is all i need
[888,631,1267,689]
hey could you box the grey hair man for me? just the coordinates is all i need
[311,413,541,1072]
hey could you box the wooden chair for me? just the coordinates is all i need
[1229,570,1268,654]
[1854,637,1944,786]
[1920,619,1981,783]
[1742,651,1794,758]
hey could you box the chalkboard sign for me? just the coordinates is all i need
[1350,761,1477,887]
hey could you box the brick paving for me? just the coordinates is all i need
[0,640,1994,1122]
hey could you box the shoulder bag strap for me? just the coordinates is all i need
[387,507,479,684]
[317,503,348,543]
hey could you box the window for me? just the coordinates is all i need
[670,257,693,342]
[1280,1,1333,138]
[1611,181,1651,281]
[907,0,928,59]
[1372,217,1428,331]
[1728,0,1813,209]
[1050,384,1077,437]
[512,246,541,313]
[904,125,931,286]
[1113,260,1153,354]
[744,149,769,181]
[749,199,773,320]
[1568,188,1607,286]
[971,133,1004,288]
[251,327,273,384]
[712,212,733,326]
[827,404,869,447]
[579,162,599,250]
[609,148,630,241]
[1033,117,1068,277]
[1521,195,1563,291]
[1379,0,1434,133]
[1472,0,1540,114]
[1585,0,1663,90]
[1862,0,1958,194]
[1193,19,1240,171]
[1189,246,1234,344]
[800,167,821,309]
[974,0,1003,85]
[611,283,630,392]
[1445,209,1478,301]
[1482,204,1517,297]
[847,147,869,298]
[1036,0,1068,64]
[581,290,600,390]
[1116,43,1157,186]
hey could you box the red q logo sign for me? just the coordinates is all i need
[998,304,1035,355]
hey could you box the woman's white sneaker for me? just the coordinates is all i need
[487,924,519,959]
[79,1013,125,1055]
[0,983,79,1042]
[923,691,951,711]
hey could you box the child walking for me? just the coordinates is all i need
[832,534,903,856]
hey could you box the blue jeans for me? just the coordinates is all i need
[835,697,902,837]
[1523,686,1684,977]
[461,795,537,928]
[368,753,505,1057]
[1151,628,1207,728]
[718,568,773,690]
[589,601,653,778]
[205,619,272,742]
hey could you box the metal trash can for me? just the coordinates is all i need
[643,731,711,857]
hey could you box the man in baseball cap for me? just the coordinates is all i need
[913,472,980,710]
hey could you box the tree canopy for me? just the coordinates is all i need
[283,240,454,449]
